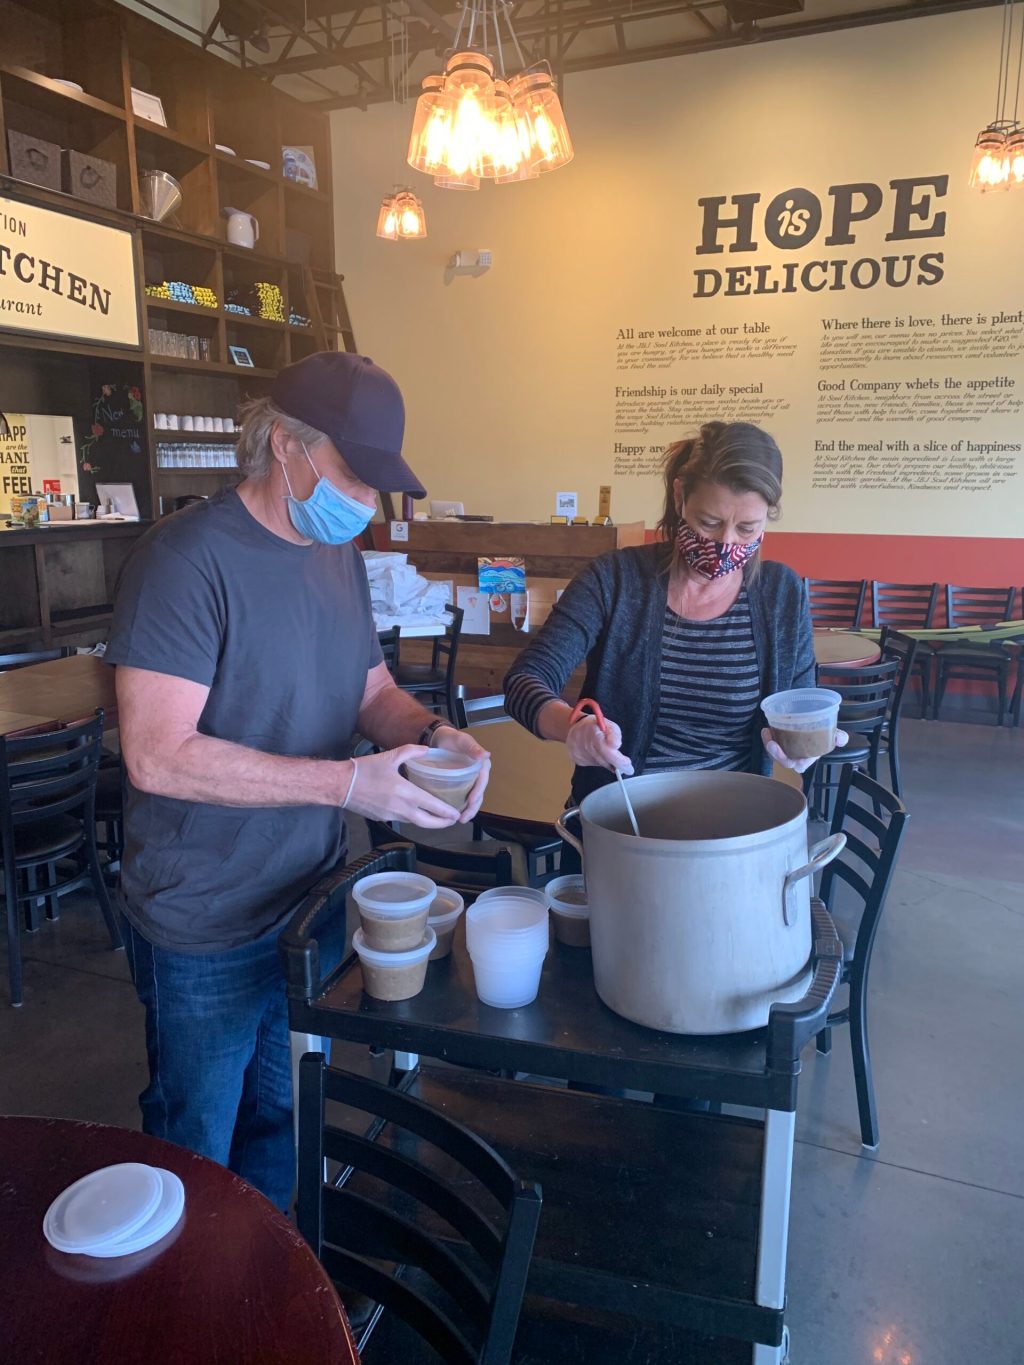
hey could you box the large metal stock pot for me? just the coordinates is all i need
[555,770,845,1035]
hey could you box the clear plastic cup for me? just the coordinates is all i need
[465,897,549,957]
[761,688,842,762]
[353,927,436,1001]
[473,886,548,911]
[352,872,437,951]
[545,874,590,948]
[468,937,547,1008]
[404,748,483,813]
[427,887,464,960]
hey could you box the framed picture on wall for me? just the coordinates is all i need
[130,87,167,126]
[229,345,254,368]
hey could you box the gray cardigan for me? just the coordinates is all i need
[504,543,815,804]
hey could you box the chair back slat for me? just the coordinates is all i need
[818,660,898,733]
[319,1245,477,1365]
[804,578,867,629]
[432,604,464,680]
[377,625,401,674]
[322,1185,492,1329]
[871,581,939,628]
[322,1127,505,1268]
[1,713,103,825]
[945,585,1016,628]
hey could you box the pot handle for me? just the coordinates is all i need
[555,807,583,858]
[782,833,847,927]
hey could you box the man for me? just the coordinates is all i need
[105,351,489,1210]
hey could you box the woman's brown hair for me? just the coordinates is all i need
[656,421,784,548]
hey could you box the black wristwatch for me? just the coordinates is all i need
[417,717,449,748]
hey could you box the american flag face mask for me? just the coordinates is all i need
[676,519,763,580]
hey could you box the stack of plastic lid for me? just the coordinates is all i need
[43,1163,185,1258]
[466,894,549,1009]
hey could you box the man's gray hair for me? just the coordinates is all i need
[235,396,328,480]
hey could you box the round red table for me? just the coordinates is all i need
[0,1116,357,1365]
[812,629,882,668]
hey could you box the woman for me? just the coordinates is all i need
[505,420,844,789]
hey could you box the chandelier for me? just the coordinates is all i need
[969,0,1024,191]
[406,0,574,189]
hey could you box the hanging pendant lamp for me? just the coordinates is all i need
[375,23,429,237]
[406,0,573,189]
[969,0,1024,192]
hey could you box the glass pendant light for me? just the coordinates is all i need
[375,23,428,239]
[406,0,574,189]
[969,0,1024,192]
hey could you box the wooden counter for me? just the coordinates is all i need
[0,521,150,652]
[388,519,646,692]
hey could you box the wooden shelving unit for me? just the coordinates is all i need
[0,0,349,519]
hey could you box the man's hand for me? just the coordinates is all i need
[345,745,465,828]
[426,725,491,823]
[762,726,850,775]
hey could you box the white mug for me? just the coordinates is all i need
[212,417,224,432]
[182,416,195,431]
[224,417,236,432]
[166,414,179,430]
[154,412,167,429]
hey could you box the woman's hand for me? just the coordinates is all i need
[428,725,492,823]
[762,726,850,775]
[342,746,464,828]
[567,713,634,774]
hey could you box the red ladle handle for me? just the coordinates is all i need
[569,697,608,735]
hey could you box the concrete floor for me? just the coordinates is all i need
[2,718,1022,1364]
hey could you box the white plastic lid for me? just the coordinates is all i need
[546,875,589,919]
[352,926,437,966]
[352,871,437,917]
[467,899,548,935]
[473,886,548,910]
[405,747,483,781]
[43,1163,184,1256]
[81,1170,185,1258]
[427,887,465,927]
[762,687,842,726]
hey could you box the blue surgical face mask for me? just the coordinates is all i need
[282,443,374,545]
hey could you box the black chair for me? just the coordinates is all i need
[932,585,1018,724]
[366,824,514,901]
[1010,603,1024,727]
[1,711,123,1007]
[0,647,76,672]
[377,625,401,677]
[804,578,867,629]
[296,1052,542,1365]
[394,605,464,724]
[815,767,909,1150]
[875,628,921,799]
[93,761,125,884]
[870,580,939,715]
[806,659,898,821]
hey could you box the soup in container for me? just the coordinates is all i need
[761,688,842,761]
[545,874,590,947]
[405,748,483,813]
[352,871,436,951]
[353,927,436,1001]
[426,887,464,960]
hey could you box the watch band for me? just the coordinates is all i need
[418,717,449,747]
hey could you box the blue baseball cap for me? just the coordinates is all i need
[271,351,426,498]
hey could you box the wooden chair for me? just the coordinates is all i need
[394,605,464,724]
[815,767,909,1149]
[296,1052,542,1365]
[932,586,1018,724]
[803,578,867,630]
[1,711,123,1006]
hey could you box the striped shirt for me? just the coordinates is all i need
[646,589,761,772]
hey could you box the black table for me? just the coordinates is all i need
[281,846,842,1365]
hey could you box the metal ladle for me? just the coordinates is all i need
[569,697,641,836]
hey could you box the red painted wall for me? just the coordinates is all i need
[763,533,1022,595]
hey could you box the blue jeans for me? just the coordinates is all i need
[123,916,345,1212]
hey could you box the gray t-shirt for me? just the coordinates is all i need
[105,489,383,952]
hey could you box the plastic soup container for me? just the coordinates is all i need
[353,927,436,1001]
[465,896,549,1009]
[761,688,842,761]
[545,874,591,947]
[404,749,483,813]
[352,872,436,951]
[427,888,465,960]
